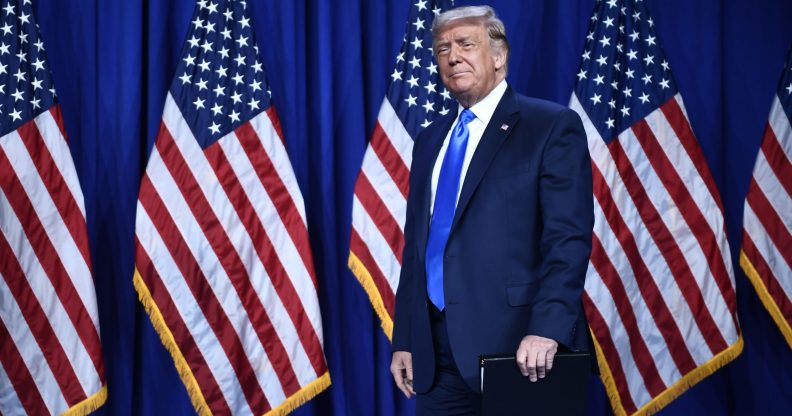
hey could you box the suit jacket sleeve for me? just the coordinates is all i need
[528,108,594,348]
[391,129,426,353]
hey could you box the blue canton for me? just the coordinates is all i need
[575,0,679,143]
[170,0,272,149]
[0,0,56,137]
[387,0,454,138]
[778,43,792,124]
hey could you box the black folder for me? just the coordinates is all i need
[480,352,590,416]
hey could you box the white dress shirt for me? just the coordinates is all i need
[429,80,508,214]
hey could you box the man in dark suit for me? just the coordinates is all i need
[389,5,594,414]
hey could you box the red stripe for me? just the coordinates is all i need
[0,231,87,405]
[660,98,725,213]
[235,119,319,289]
[742,232,792,324]
[582,292,639,415]
[50,105,70,144]
[353,172,405,263]
[761,124,792,198]
[745,179,792,270]
[630,120,734,350]
[588,234,666,396]
[137,173,269,413]
[204,141,327,378]
[0,316,49,415]
[350,228,396,316]
[266,107,286,146]
[135,241,231,415]
[591,160,698,374]
[16,119,94,274]
[369,122,410,198]
[0,147,105,384]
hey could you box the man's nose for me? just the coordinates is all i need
[447,46,461,65]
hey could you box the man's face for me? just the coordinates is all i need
[435,21,505,106]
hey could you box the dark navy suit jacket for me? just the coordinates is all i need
[392,87,594,393]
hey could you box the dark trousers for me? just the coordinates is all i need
[416,304,482,416]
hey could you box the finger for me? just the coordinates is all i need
[536,348,547,379]
[546,347,556,372]
[516,347,529,376]
[527,349,538,382]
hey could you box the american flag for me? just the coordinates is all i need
[349,0,453,339]
[740,44,792,350]
[0,0,106,414]
[569,1,742,414]
[133,1,329,414]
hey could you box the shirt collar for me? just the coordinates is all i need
[456,79,508,125]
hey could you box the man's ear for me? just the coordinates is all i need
[493,50,506,71]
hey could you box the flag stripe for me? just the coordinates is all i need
[589,174,684,389]
[156,120,305,396]
[351,194,402,293]
[1,129,98,332]
[746,179,792,270]
[16,119,93,273]
[741,232,792,321]
[582,291,639,415]
[135,242,231,415]
[350,227,397,315]
[0,232,83,407]
[0,146,104,381]
[0,313,49,416]
[659,98,725,212]
[629,119,731,353]
[207,135,326,379]
[354,173,405,262]
[136,200,266,415]
[590,157,698,374]
[589,234,666,396]
[369,122,410,198]
[238,116,316,285]
[762,124,792,198]
[137,173,269,413]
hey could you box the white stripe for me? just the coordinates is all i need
[572,94,705,378]
[164,98,318,386]
[351,195,402,292]
[378,98,415,169]
[618,126,735,354]
[584,265,653,408]
[768,96,792,163]
[218,130,323,380]
[135,205,252,415]
[646,98,731,258]
[589,198,681,387]
[142,140,287,407]
[0,275,66,415]
[249,110,308,227]
[359,142,408,233]
[0,133,99,331]
[33,109,87,217]
[744,204,792,300]
[751,149,792,238]
[0,358,27,416]
[0,190,101,395]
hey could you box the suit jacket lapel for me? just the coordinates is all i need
[452,87,520,230]
[414,110,457,261]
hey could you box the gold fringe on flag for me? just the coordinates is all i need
[591,329,743,416]
[348,252,394,340]
[740,250,792,349]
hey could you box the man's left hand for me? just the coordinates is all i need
[516,335,558,382]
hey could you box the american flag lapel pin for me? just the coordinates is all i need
[500,123,509,131]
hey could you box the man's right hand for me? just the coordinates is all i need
[390,351,414,398]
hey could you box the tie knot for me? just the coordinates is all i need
[459,108,476,125]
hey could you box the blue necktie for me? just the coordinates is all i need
[426,108,476,311]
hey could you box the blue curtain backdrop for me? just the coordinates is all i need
[31,0,791,414]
